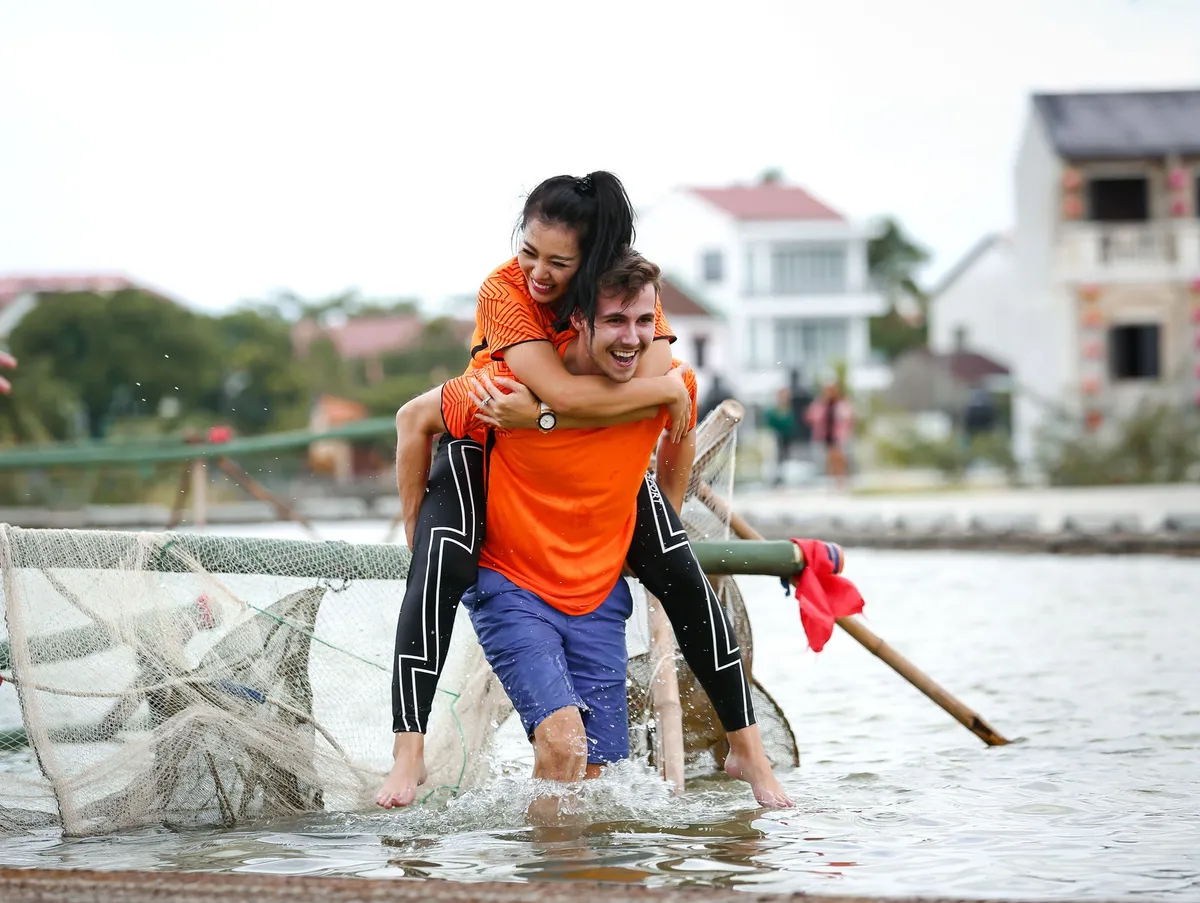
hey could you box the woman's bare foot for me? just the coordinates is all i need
[724,725,794,808]
[375,732,428,808]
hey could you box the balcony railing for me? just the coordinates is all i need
[1057,221,1200,279]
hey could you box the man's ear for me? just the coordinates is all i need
[569,310,586,333]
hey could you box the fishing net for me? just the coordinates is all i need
[0,405,797,836]
[628,401,799,775]
[0,530,423,836]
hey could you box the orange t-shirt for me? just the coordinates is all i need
[465,258,674,373]
[441,351,698,616]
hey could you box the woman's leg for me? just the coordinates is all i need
[623,474,754,733]
[380,436,487,808]
[391,436,488,733]
[624,473,793,807]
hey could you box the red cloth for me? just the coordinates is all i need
[789,538,864,653]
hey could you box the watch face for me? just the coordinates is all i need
[538,413,555,430]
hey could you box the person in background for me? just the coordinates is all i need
[963,387,997,440]
[763,387,797,486]
[807,382,854,491]
[0,351,17,394]
[697,374,735,424]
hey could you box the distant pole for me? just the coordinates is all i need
[190,459,208,529]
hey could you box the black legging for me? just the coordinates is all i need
[391,435,755,736]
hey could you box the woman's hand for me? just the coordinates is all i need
[471,371,541,430]
[665,366,692,444]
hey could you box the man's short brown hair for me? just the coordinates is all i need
[596,249,662,306]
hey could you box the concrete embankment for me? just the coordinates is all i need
[2,484,1199,555]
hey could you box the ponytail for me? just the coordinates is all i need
[517,170,636,329]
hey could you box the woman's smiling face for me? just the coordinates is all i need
[517,219,581,305]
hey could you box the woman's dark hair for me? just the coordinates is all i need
[516,171,635,329]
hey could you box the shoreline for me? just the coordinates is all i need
[0,867,1130,903]
[2,483,1199,557]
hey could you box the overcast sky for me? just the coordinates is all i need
[2,0,1198,315]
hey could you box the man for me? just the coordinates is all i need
[380,252,791,810]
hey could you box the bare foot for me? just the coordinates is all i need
[724,726,794,808]
[375,732,428,808]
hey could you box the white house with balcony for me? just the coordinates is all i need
[931,89,1200,465]
[636,177,887,407]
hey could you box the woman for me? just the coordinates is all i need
[380,172,788,809]
[807,382,854,490]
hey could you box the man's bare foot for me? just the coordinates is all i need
[724,725,794,808]
[375,732,428,808]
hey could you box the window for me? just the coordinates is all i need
[1109,324,1160,380]
[701,250,724,283]
[769,244,847,295]
[1087,177,1149,222]
[693,335,708,369]
[772,318,849,375]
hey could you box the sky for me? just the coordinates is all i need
[2,0,1199,316]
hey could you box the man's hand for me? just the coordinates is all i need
[0,351,17,395]
[665,366,692,444]
[471,372,540,430]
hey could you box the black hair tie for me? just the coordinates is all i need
[575,174,594,195]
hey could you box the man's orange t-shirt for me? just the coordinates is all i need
[465,258,674,373]
[441,348,698,616]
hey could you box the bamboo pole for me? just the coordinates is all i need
[190,459,208,529]
[0,527,797,581]
[646,592,685,792]
[696,484,1012,748]
[214,457,318,537]
[166,462,192,530]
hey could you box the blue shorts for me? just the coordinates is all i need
[461,567,632,765]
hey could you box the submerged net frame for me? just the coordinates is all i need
[0,407,799,836]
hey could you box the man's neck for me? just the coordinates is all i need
[561,338,602,377]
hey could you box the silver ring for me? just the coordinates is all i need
[480,396,491,406]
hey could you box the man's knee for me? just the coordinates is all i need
[533,707,588,782]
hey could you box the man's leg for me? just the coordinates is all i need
[378,437,487,808]
[560,577,634,774]
[625,474,793,808]
[464,568,590,822]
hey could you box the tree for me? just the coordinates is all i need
[10,290,225,438]
[211,308,309,433]
[868,217,931,361]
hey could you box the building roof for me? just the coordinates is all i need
[293,313,425,359]
[658,278,716,318]
[929,232,1010,301]
[900,347,1010,381]
[0,273,163,308]
[690,183,845,221]
[944,349,1009,383]
[1032,89,1200,159]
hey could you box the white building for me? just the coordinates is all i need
[637,176,887,406]
[931,89,1200,465]
[657,277,725,402]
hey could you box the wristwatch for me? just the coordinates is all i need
[537,402,557,433]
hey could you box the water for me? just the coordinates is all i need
[2,522,1199,900]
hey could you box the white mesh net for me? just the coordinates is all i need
[0,403,796,836]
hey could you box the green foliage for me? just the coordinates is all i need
[254,289,419,323]
[3,287,468,458]
[875,426,1016,481]
[867,216,931,361]
[211,308,309,434]
[1037,403,1200,486]
[10,290,224,438]
[868,307,927,362]
[0,357,82,443]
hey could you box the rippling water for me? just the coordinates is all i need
[3,526,1199,900]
